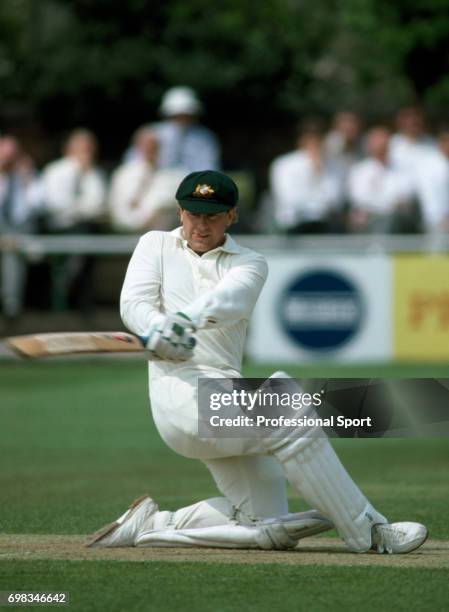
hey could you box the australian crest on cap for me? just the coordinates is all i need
[193,183,215,198]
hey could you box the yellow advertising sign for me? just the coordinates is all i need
[394,255,449,360]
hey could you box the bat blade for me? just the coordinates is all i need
[6,332,145,358]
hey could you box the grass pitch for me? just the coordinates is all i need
[1,359,448,611]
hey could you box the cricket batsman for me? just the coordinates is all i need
[88,170,427,554]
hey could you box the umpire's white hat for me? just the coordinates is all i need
[159,86,203,117]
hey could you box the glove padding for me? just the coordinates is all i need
[142,312,196,361]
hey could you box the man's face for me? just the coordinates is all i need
[335,112,361,142]
[179,208,236,254]
[66,134,97,167]
[136,129,159,163]
[0,137,20,171]
[366,128,390,159]
[397,108,424,138]
[299,134,322,157]
[171,113,196,126]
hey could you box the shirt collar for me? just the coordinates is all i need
[170,226,241,255]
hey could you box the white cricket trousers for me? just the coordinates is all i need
[149,371,387,552]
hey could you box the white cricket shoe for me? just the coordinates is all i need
[371,521,428,554]
[87,495,158,548]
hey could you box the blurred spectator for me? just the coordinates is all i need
[42,129,106,231]
[269,122,343,234]
[0,136,42,318]
[390,106,436,174]
[414,129,449,233]
[324,111,364,178]
[41,129,107,312]
[109,127,183,232]
[348,126,416,232]
[127,87,220,172]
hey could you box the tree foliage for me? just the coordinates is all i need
[1,0,448,155]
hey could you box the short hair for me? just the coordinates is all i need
[296,118,326,140]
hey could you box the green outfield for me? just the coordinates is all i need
[1,359,448,611]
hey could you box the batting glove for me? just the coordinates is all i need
[158,312,196,342]
[141,312,196,362]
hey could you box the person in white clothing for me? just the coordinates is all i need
[124,87,221,172]
[324,111,364,179]
[109,127,183,232]
[41,129,107,311]
[348,127,416,233]
[88,170,427,554]
[42,129,106,231]
[389,106,436,175]
[414,129,449,233]
[270,123,343,234]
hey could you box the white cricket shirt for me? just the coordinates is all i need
[120,227,268,378]
[109,159,184,231]
[269,150,343,229]
[348,158,413,214]
[42,157,106,229]
[413,149,449,231]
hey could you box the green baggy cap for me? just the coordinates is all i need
[176,170,239,213]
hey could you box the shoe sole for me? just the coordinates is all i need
[86,494,150,548]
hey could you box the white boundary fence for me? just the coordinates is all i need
[1,234,449,362]
[1,233,449,256]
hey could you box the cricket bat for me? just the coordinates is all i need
[6,332,145,358]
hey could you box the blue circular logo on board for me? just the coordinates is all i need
[279,270,363,351]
